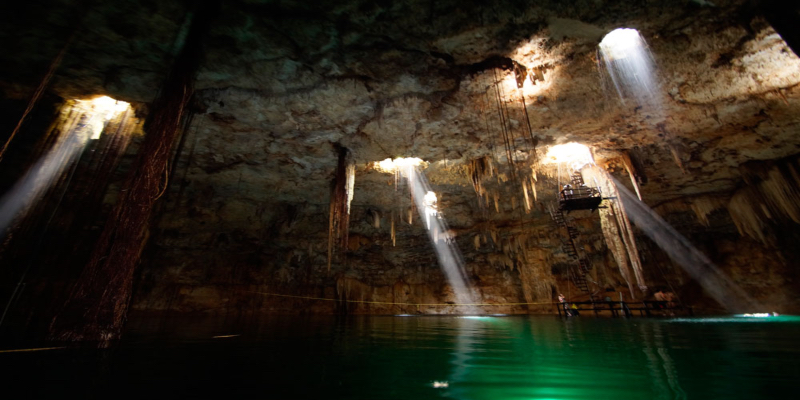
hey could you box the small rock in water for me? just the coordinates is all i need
[432,381,449,388]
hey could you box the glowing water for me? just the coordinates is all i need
[401,165,478,312]
[599,28,660,108]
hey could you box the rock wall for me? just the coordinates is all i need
[1,0,800,330]
[131,162,649,316]
[132,193,540,315]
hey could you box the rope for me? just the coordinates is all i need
[152,159,170,201]
[0,347,65,353]
[0,20,79,163]
[249,291,556,307]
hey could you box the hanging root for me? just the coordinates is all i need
[48,0,220,344]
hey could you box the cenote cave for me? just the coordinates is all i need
[2,0,800,398]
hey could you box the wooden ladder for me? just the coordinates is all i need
[550,205,592,293]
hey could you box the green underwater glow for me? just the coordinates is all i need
[6,315,800,398]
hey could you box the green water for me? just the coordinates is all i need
[5,315,800,399]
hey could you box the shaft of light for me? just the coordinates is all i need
[608,173,758,312]
[0,126,88,234]
[0,98,129,235]
[403,165,478,312]
[599,28,660,109]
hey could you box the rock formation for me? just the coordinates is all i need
[1,0,799,341]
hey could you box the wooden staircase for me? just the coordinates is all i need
[569,266,590,293]
[550,206,592,293]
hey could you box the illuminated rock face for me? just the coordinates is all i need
[2,0,800,316]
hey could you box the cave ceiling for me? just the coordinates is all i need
[2,0,800,218]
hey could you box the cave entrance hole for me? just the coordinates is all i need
[598,28,660,109]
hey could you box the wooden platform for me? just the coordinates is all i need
[558,187,603,211]
[556,300,693,318]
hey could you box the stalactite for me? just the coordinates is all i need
[668,144,687,174]
[727,157,800,243]
[584,166,647,296]
[620,152,643,201]
[654,195,727,227]
[48,0,219,344]
[326,146,355,272]
[599,206,636,295]
[689,196,726,226]
[369,209,381,228]
[522,179,531,213]
[346,164,355,210]
[728,192,768,242]
[611,200,646,294]
[466,156,493,207]
[390,211,396,247]
[488,253,515,270]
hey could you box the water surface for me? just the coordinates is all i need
[4,315,799,399]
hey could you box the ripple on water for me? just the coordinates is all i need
[5,315,799,399]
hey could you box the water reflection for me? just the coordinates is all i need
[435,316,796,399]
[4,315,799,399]
[640,323,687,400]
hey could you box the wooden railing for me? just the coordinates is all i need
[555,300,693,318]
